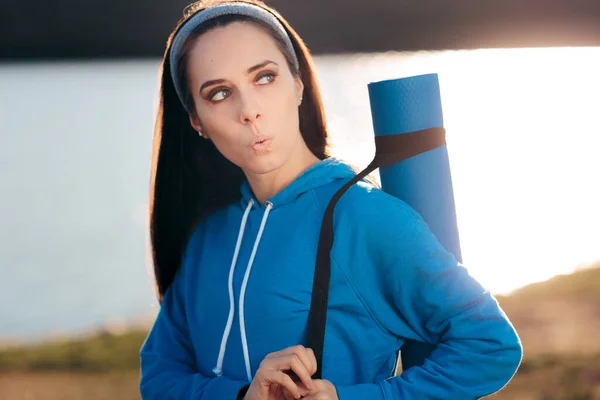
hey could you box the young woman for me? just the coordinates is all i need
[140,1,523,399]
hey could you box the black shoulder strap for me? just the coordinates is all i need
[306,127,446,378]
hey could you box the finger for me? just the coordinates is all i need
[262,352,312,390]
[302,393,328,400]
[306,347,317,375]
[283,363,314,391]
[266,345,317,377]
[267,344,307,361]
[284,374,311,394]
[281,346,316,387]
[281,354,313,391]
[282,389,295,400]
[294,346,318,378]
[263,345,316,390]
[262,369,302,399]
[283,385,310,400]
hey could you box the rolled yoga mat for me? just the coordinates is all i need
[367,73,462,370]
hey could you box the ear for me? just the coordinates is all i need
[295,76,304,105]
[188,114,209,138]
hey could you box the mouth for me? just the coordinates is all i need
[249,136,272,151]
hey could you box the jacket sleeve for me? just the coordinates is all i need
[139,227,249,400]
[334,189,523,400]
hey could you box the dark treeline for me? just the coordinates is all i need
[2,0,599,60]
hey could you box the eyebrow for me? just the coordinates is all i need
[198,60,279,94]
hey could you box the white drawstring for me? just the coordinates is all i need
[212,199,254,377]
[239,201,273,381]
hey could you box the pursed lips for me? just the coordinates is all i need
[248,135,271,147]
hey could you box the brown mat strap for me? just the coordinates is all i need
[374,127,446,166]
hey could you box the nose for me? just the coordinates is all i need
[239,92,261,124]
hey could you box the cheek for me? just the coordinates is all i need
[197,113,244,159]
[279,83,300,108]
[269,86,300,123]
[209,134,247,168]
[198,107,236,140]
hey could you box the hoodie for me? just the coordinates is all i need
[139,157,522,400]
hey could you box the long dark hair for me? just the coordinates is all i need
[149,0,331,301]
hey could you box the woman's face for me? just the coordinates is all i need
[186,21,305,176]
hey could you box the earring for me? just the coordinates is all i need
[198,130,206,139]
[299,96,303,103]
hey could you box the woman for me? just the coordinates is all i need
[140,1,523,399]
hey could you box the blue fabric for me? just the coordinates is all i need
[140,157,522,399]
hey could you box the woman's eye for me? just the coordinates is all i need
[256,72,276,85]
[210,89,229,102]
[208,73,275,102]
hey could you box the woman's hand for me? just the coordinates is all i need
[295,379,339,400]
[244,345,317,400]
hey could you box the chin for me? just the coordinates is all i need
[244,152,287,175]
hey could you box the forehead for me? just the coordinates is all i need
[187,21,285,79]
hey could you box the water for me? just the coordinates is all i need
[0,61,159,341]
[1,48,600,342]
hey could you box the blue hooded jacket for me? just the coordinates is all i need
[140,157,522,399]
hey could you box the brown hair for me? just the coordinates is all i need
[149,0,331,301]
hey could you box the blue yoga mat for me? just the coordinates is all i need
[367,73,462,370]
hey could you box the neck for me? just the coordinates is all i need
[245,142,320,205]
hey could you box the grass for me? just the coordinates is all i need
[0,371,140,400]
[0,329,148,372]
[491,352,600,400]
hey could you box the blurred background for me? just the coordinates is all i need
[1,0,600,399]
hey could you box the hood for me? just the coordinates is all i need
[239,157,357,209]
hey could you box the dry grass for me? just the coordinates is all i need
[0,330,147,372]
[489,354,600,400]
[0,371,140,400]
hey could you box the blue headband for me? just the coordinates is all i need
[169,2,300,113]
